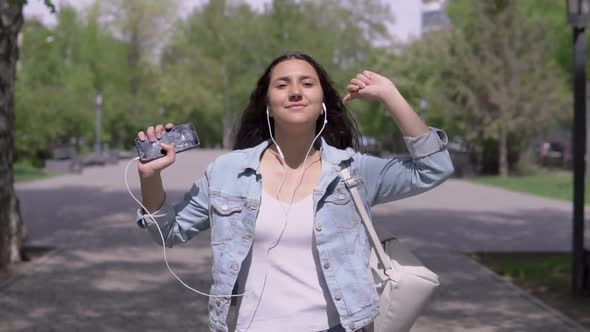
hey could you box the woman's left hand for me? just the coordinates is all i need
[343,70,398,104]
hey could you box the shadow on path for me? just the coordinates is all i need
[373,207,588,253]
[3,185,585,331]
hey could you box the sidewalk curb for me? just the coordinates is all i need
[465,254,589,332]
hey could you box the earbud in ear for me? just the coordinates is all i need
[322,102,328,124]
[266,106,273,118]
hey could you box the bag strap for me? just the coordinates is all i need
[340,168,395,276]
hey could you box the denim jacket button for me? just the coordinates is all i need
[315,224,322,232]
[323,261,331,269]
[338,193,345,200]
[221,204,229,211]
[231,264,240,271]
[242,234,252,240]
[334,292,342,301]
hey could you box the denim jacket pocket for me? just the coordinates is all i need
[210,195,244,244]
[323,184,360,230]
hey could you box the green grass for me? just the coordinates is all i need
[474,252,570,291]
[14,161,55,182]
[473,252,590,328]
[471,172,590,204]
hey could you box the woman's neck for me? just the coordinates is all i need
[271,128,320,169]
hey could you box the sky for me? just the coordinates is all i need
[23,0,422,43]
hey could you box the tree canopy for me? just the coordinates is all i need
[15,0,574,175]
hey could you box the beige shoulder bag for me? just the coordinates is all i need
[340,168,439,332]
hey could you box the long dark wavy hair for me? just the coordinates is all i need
[232,52,361,151]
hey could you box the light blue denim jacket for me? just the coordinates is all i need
[136,128,454,332]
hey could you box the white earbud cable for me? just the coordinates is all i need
[124,157,248,299]
[266,107,328,252]
[124,104,328,329]
[244,104,328,330]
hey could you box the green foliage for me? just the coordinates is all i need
[425,1,569,175]
[16,8,95,160]
[471,172,590,204]
[15,2,152,161]
[13,160,54,182]
[158,0,393,147]
[448,0,588,83]
[16,0,395,161]
[475,252,572,299]
[15,0,575,169]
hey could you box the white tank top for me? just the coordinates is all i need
[234,190,340,331]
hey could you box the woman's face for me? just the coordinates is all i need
[267,59,324,129]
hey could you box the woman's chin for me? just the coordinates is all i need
[275,117,319,132]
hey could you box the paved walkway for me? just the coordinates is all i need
[1,149,588,331]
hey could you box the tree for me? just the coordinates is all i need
[439,1,568,176]
[16,6,103,160]
[100,0,179,128]
[0,0,54,269]
[14,1,161,159]
[159,0,394,148]
[10,0,396,166]
[350,38,454,154]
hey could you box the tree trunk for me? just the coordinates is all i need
[498,126,509,177]
[222,111,236,149]
[127,25,141,98]
[0,1,25,269]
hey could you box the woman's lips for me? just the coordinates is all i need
[286,103,307,110]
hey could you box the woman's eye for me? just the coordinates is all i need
[303,82,314,87]
[276,84,287,88]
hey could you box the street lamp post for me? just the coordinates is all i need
[419,98,429,120]
[95,92,102,155]
[567,0,590,295]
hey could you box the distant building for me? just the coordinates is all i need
[421,0,451,33]
[388,0,451,44]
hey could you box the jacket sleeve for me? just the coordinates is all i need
[358,127,454,207]
[135,162,212,247]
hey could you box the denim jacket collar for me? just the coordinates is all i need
[238,139,271,174]
[238,137,355,174]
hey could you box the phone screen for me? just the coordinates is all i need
[135,123,200,161]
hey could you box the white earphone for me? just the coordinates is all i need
[245,102,328,329]
[124,160,248,299]
[264,101,328,249]
[123,103,330,331]
[266,102,328,162]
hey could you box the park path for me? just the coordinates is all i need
[1,149,587,331]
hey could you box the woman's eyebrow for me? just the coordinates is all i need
[273,75,317,83]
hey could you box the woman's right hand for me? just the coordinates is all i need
[137,123,176,178]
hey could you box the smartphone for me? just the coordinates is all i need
[135,123,200,162]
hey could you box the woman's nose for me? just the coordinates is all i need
[288,85,302,99]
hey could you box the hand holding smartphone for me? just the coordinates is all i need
[135,123,200,162]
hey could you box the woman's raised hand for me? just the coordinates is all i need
[137,123,176,178]
[342,70,398,104]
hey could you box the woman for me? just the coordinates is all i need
[135,52,454,332]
